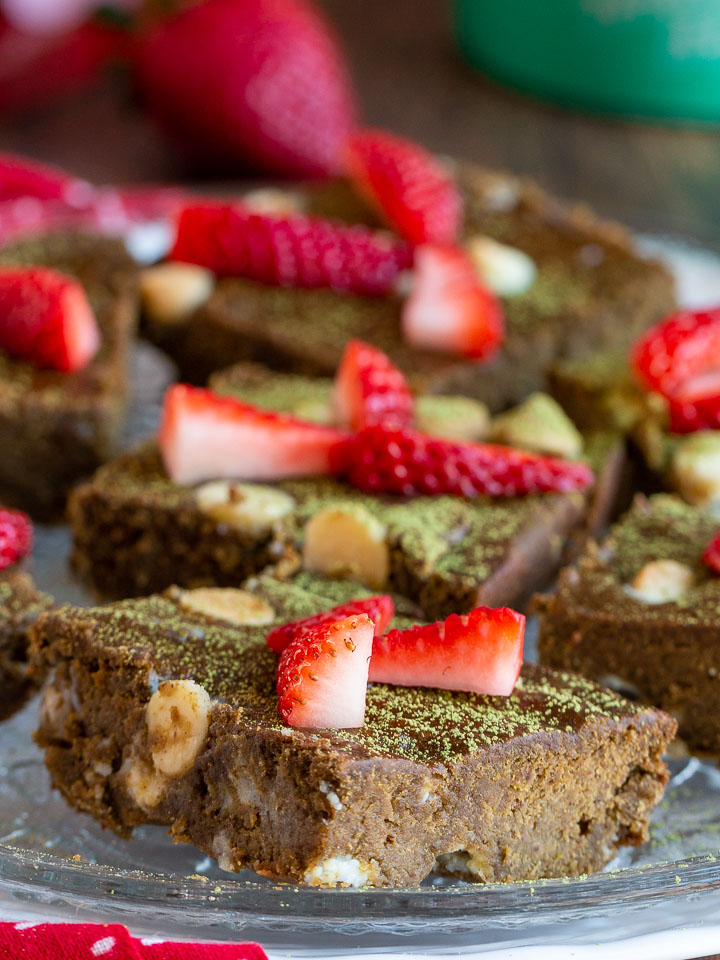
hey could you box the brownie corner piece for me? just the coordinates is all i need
[0,232,138,519]
[34,581,675,887]
[0,571,54,719]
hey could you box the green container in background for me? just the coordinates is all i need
[455,0,720,123]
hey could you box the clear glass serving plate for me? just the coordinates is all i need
[2,237,720,952]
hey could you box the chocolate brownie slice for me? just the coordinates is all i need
[536,493,720,755]
[0,233,138,519]
[144,164,674,411]
[68,417,623,615]
[0,573,53,719]
[32,578,675,887]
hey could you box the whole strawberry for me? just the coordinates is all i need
[0,507,32,570]
[133,0,358,177]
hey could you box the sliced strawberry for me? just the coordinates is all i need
[277,614,374,728]
[344,128,463,246]
[369,605,524,696]
[267,594,394,654]
[703,531,720,575]
[170,203,412,297]
[631,308,720,398]
[402,245,504,360]
[0,507,32,570]
[333,339,414,431]
[330,425,594,498]
[0,151,92,204]
[0,266,99,372]
[159,384,349,486]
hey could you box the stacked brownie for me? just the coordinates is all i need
[0,573,53,719]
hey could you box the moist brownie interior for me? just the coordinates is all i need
[33,576,675,888]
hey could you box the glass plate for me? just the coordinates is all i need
[2,239,720,952]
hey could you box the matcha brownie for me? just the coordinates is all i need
[68,363,623,613]
[32,577,675,887]
[142,164,674,411]
[0,573,53,719]
[0,233,138,519]
[536,493,720,755]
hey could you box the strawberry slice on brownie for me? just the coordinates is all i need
[333,339,414,431]
[277,613,374,728]
[267,594,394,654]
[0,266,100,372]
[0,507,32,570]
[369,605,525,697]
[159,384,349,485]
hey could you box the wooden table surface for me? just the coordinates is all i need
[0,1,719,956]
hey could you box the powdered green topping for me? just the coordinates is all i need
[48,576,649,764]
[0,573,53,650]
[558,493,720,625]
[211,366,333,415]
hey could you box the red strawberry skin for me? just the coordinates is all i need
[331,425,594,498]
[402,245,504,360]
[333,339,414,431]
[369,605,524,696]
[266,594,394,654]
[171,204,412,296]
[0,507,32,570]
[277,614,374,728]
[0,266,99,372]
[632,308,720,398]
[703,532,720,575]
[133,0,357,178]
[159,384,349,486]
[344,128,463,246]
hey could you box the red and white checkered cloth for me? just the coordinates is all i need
[0,923,267,959]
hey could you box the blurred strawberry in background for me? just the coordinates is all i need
[133,0,358,177]
[0,0,358,179]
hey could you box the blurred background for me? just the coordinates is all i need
[1,0,720,243]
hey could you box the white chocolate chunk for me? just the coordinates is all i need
[304,855,373,887]
[672,432,720,507]
[195,480,295,536]
[303,504,389,589]
[176,587,276,626]
[466,235,537,296]
[416,395,490,441]
[241,187,306,216]
[628,560,695,605]
[489,392,583,458]
[122,754,168,810]
[146,679,211,778]
[140,263,214,326]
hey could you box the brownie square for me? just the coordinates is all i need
[32,577,675,887]
[0,572,53,719]
[145,163,674,411]
[0,233,138,519]
[536,493,720,755]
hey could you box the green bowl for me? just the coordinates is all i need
[455,0,720,123]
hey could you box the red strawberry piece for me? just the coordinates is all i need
[330,425,594,498]
[0,266,99,372]
[159,384,349,486]
[0,507,32,570]
[0,151,92,204]
[333,339,414,431]
[277,614,374,728]
[133,0,357,178]
[344,128,463,246]
[369,605,524,696]
[703,531,720,575]
[631,308,720,398]
[170,204,412,296]
[267,594,394,654]
[0,15,128,118]
[402,245,504,360]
